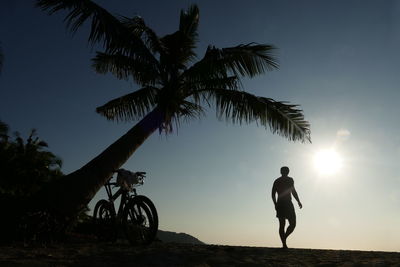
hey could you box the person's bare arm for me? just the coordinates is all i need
[291,181,302,209]
[271,182,277,208]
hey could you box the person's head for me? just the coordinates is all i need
[280,166,290,176]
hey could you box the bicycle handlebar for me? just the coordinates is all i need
[105,170,146,189]
[113,170,146,175]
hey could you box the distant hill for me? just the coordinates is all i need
[156,230,204,245]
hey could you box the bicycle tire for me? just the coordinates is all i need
[93,199,116,242]
[133,195,158,234]
[123,197,157,245]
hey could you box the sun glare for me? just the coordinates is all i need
[313,149,343,175]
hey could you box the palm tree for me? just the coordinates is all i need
[36,1,311,219]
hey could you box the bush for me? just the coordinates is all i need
[0,121,64,243]
[0,121,63,197]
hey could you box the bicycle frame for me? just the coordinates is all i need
[103,178,139,218]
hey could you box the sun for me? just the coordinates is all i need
[313,149,343,175]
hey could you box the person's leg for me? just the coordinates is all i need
[278,217,287,248]
[285,216,296,242]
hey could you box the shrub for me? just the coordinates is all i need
[0,121,64,243]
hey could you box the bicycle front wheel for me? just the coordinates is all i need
[134,195,158,235]
[123,197,157,245]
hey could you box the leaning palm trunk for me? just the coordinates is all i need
[42,107,164,218]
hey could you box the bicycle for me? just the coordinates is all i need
[93,169,158,245]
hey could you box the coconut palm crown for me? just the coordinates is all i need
[38,1,310,142]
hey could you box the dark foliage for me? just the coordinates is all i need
[0,121,65,243]
[0,121,63,197]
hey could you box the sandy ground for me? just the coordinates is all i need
[0,241,399,266]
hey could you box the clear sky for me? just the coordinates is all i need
[1,0,400,252]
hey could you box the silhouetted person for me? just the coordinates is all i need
[271,166,302,249]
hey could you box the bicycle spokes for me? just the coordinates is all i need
[123,199,154,245]
[93,200,117,242]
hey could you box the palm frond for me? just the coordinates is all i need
[183,76,241,106]
[179,4,199,48]
[160,100,204,134]
[186,76,240,91]
[92,52,160,86]
[37,0,123,48]
[159,5,200,68]
[185,43,278,79]
[159,32,191,69]
[96,86,159,122]
[36,0,159,65]
[178,100,205,120]
[204,89,310,142]
[119,16,162,54]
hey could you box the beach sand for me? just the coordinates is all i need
[0,241,399,266]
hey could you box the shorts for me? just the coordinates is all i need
[276,200,296,221]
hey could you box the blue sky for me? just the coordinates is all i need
[1,0,400,251]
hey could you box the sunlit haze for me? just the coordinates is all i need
[313,149,343,176]
[1,0,400,252]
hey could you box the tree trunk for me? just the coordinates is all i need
[41,107,165,219]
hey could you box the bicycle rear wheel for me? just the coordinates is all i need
[123,197,157,245]
[93,199,116,242]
